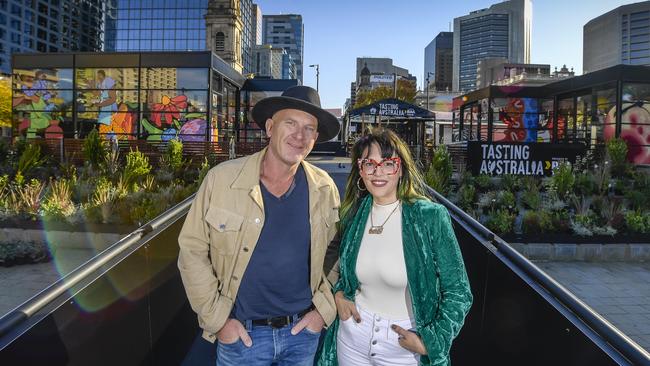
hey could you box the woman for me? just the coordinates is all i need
[317,128,472,366]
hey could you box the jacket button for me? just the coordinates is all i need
[232,276,239,281]
[254,218,261,224]
[243,247,249,252]
[372,340,377,345]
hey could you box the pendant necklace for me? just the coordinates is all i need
[368,201,400,235]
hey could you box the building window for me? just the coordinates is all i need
[215,31,225,51]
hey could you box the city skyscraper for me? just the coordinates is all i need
[0,0,116,74]
[452,0,532,92]
[263,14,304,83]
[253,4,262,46]
[424,32,453,91]
[584,1,650,73]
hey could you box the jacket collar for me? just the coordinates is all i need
[230,147,331,192]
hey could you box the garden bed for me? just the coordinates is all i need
[426,140,650,241]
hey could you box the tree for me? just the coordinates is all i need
[354,79,417,109]
[0,77,10,128]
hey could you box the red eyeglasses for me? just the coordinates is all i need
[357,157,401,175]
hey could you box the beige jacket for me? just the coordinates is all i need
[178,148,340,342]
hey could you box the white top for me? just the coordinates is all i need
[355,200,413,319]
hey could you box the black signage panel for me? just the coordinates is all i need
[468,141,587,176]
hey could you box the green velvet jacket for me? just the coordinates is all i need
[316,196,473,366]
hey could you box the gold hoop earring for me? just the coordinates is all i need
[357,177,367,191]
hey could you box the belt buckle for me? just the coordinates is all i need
[269,316,289,329]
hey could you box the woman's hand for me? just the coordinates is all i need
[334,291,361,322]
[391,324,428,355]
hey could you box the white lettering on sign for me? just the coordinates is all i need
[375,103,416,117]
[479,144,543,176]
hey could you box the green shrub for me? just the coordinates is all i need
[167,138,186,173]
[625,211,648,233]
[501,174,521,193]
[197,157,210,186]
[574,172,596,196]
[123,149,151,188]
[474,174,492,191]
[520,175,541,193]
[0,241,51,266]
[458,184,476,211]
[522,210,554,234]
[606,138,629,177]
[41,179,75,220]
[496,190,516,211]
[550,161,574,199]
[485,209,515,235]
[16,143,46,179]
[9,179,44,219]
[425,145,453,195]
[521,188,541,210]
[82,128,107,170]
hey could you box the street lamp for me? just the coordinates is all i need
[425,72,434,111]
[309,64,319,92]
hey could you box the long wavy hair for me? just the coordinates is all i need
[339,127,430,230]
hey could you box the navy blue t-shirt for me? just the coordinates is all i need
[232,165,312,320]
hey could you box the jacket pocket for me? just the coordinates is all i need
[205,206,244,255]
[323,207,340,228]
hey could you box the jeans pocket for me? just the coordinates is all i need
[302,327,322,336]
[217,337,241,346]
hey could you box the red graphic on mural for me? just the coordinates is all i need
[499,98,525,142]
[151,95,188,127]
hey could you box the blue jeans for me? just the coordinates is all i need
[216,318,321,366]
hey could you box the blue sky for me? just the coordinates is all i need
[255,0,640,109]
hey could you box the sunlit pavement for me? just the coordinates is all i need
[536,261,650,352]
[0,248,95,316]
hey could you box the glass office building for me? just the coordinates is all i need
[114,0,256,75]
[0,0,116,74]
[457,13,510,92]
[114,0,208,53]
[453,0,532,92]
[263,14,303,83]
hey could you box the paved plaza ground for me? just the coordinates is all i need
[0,248,95,316]
[536,261,650,352]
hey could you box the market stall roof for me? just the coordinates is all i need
[349,98,434,119]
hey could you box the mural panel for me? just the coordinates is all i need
[604,83,650,164]
[141,90,208,142]
[12,68,73,138]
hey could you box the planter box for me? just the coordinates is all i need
[0,219,137,253]
[0,218,136,234]
[501,232,650,244]
[508,242,650,262]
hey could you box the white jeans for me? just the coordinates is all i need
[336,304,420,366]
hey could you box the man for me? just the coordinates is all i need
[178,86,340,365]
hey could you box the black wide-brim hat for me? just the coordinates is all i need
[252,85,340,143]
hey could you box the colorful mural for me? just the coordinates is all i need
[604,101,650,164]
[141,93,207,142]
[12,69,72,138]
[602,83,650,164]
[11,63,223,144]
[494,98,544,143]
